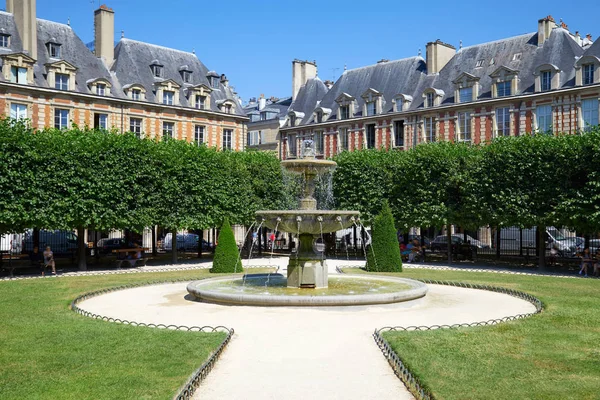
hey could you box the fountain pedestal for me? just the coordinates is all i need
[287,233,327,288]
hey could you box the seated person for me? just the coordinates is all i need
[29,246,44,269]
[579,248,592,277]
[409,239,421,263]
[42,246,57,276]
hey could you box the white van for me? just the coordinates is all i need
[500,226,580,257]
[0,233,23,254]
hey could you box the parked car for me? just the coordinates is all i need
[23,229,78,254]
[162,233,212,252]
[96,238,128,254]
[430,234,490,252]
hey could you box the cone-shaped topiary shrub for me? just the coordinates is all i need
[211,218,243,273]
[366,201,402,272]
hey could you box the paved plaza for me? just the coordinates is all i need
[77,259,537,400]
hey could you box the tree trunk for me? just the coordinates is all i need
[197,229,203,258]
[33,227,40,250]
[171,229,178,264]
[538,226,546,270]
[77,226,87,271]
[151,226,157,257]
[496,228,501,259]
[447,225,452,263]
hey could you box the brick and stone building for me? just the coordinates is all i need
[280,17,599,159]
[0,1,247,150]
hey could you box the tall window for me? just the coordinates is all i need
[288,134,297,157]
[289,114,296,127]
[536,105,553,133]
[181,70,191,83]
[426,92,434,108]
[366,101,376,116]
[496,81,511,97]
[248,130,261,146]
[583,64,595,85]
[47,43,61,58]
[339,128,348,151]
[196,95,206,109]
[457,112,471,142]
[96,83,106,96]
[424,117,436,142]
[582,99,599,132]
[10,66,27,84]
[393,120,404,147]
[459,87,472,103]
[163,90,174,105]
[10,103,27,120]
[94,113,108,130]
[131,89,141,100]
[162,122,174,139]
[541,71,552,91]
[194,125,205,145]
[0,34,10,48]
[314,131,324,154]
[211,77,220,89]
[55,73,69,90]
[54,109,69,129]
[224,104,233,114]
[222,129,232,150]
[340,105,350,120]
[366,124,376,149]
[130,118,143,138]
[496,107,510,137]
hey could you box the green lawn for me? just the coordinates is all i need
[0,270,231,400]
[350,268,600,400]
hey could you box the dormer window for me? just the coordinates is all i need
[475,59,484,68]
[216,99,236,114]
[541,71,551,91]
[426,92,434,108]
[340,105,350,120]
[10,66,27,83]
[0,33,10,48]
[459,87,472,103]
[290,114,296,126]
[583,64,595,85]
[132,89,141,100]
[47,42,61,58]
[490,66,518,98]
[393,94,413,112]
[196,95,206,109]
[512,53,522,62]
[361,88,382,117]
[163,90,174,105]
[97,83,106,96]
[316,111,323,123]
[212,77,219,89]
[123,84,146,101]
[181,69,192,83]
[224,104,233,114]
[2,53,35,85]
[366,101,376,116]
[55,73,69,90]
[150,61,163,78]
[288,110,305,127]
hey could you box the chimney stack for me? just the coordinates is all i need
[537,15,557,46]
[258,94,266,110]
[425,40,455,75]
[292,59,317,101]
[7,0,37,60]
[94,5,115,67]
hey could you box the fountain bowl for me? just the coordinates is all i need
[256,210,360,235]
[280,158,337,175]
[187,274,428,307]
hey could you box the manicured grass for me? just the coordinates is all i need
[0,270,231,400]
[346,268,600,400]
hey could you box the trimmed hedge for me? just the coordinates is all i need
[367,201,402,272]
[211,218,242,273]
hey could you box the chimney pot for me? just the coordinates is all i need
[292,59,317,101]
[95,5,115,67]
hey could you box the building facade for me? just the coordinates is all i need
[244,95,292,153]
[0,2,247,149]
[280,17,599,159]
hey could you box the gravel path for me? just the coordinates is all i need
[78,275,536,400]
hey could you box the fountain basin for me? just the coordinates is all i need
[281,158,337,175]
[186,274,428,307]
[256,210,360,235]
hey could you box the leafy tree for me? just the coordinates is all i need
[366,201,402,272]
[211,217,242,273]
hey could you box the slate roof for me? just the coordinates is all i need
[292,27,588,126]
[582,35,600,58]
[288,77,329,124]
[243,96,293,121]
[0,11,23,56]
[112,39,244,115]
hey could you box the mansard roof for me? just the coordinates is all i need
[112,39,244,115]
[288,77,329,125]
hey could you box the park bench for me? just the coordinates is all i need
[113,257,149,269]
[0,253,34,277]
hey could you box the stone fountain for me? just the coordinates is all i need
[186,139,428,306]
[256,139,359,288]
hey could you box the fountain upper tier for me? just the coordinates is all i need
[280,158,337,175]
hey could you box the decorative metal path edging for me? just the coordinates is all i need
[70,279,234,400]
[373,279,544,400]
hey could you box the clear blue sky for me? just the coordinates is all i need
[4,0,600,103]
